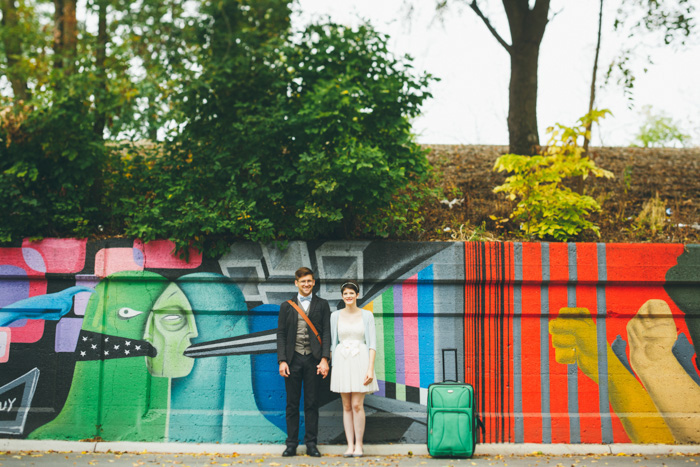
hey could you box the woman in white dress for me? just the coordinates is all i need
[330,280,378,457]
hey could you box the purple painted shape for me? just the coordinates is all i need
[393,284,405,385]
[74,275,100,316]
[7,319,27,328]
[132,247,145,267]
[0,265,29,308]
[22,247,46,273]
[376,379,386,397]
[55,318,83,352]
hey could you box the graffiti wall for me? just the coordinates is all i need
[0,239,698,444]
[465,242,700,445]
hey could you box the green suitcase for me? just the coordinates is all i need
[427,381,479,458]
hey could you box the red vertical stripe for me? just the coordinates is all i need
[548,243,570,443]
[506,243,515,443]
[576,243,602,443]
[520,242,543,443]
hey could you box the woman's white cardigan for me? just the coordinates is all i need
[329,309,377,365]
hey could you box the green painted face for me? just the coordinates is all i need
[144,282,198,378]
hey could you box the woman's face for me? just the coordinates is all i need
[342,288,358,307]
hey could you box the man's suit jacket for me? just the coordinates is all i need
[277,294,331,365]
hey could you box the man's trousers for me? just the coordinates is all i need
[284,352,320,447]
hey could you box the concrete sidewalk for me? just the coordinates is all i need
[2,439,700,456]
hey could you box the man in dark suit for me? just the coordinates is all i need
[277,267,331,457]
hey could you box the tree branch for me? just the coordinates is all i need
[469,1,512,53]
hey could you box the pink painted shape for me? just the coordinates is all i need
[22,238,87,274]
[0,327,10,363]
[0,249,44,279]
[402,274,420,388]
[94,248,144,278]
[135,239,202,269]
[9,319,44,343]
[0,246,48,343]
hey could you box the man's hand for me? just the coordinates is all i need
[317,358,329,379]
[279,361,290,377]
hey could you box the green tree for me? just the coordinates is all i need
[1,1,436,251]
[607,0,696,100]
[419,1,696,155]
[632,105,691,148]
[123,16,436,256]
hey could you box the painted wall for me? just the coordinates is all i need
[0,239,698,444]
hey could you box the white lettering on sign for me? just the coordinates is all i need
[0,397,17,413]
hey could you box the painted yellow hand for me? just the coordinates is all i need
[549,307,599,382]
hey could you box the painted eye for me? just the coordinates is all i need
[118,307,144,319]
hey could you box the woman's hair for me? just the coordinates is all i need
[340,280,360,294]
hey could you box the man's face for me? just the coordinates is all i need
[144,282,198,378]
[295,274,315,297]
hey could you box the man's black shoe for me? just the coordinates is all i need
[306,445,321,457]
[282,446,296,457]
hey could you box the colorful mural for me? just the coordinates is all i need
[0,239,698,444]
[465,242,700,444]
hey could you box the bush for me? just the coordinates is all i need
[0,99,107,243]
[493,110,614,241]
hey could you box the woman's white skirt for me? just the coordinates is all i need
[330,339,378,394]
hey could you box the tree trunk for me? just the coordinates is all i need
[503,0,550,155]
[508,41,541,155]
[0,0,29,101]
[53,0,77,73]
[93,0,108,137]
[583,0,604,157]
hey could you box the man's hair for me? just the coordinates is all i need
[295,267,314,280]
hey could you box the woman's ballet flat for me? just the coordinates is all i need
[343,453,353,458]
[352,453,363,457]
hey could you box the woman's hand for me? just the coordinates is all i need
[363,371,374,386]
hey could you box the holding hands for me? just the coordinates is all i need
[317,358,329,379]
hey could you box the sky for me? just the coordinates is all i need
[294,0,700,147]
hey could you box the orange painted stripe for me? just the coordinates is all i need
[548,243,570,443]
[576,243,602,443]
[520,242,543,443]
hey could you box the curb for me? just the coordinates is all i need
[2,440,700,456]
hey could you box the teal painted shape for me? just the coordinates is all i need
[0,286,94,326]
[169,273,284,443]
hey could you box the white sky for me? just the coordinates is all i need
[294,0,700,147]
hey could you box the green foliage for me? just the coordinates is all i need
[1,1,436,254]
[493,110,615,241]
[0,99,107,242]
[632,105,691,148]
[119,18,435,256]
[608,0,695,102]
